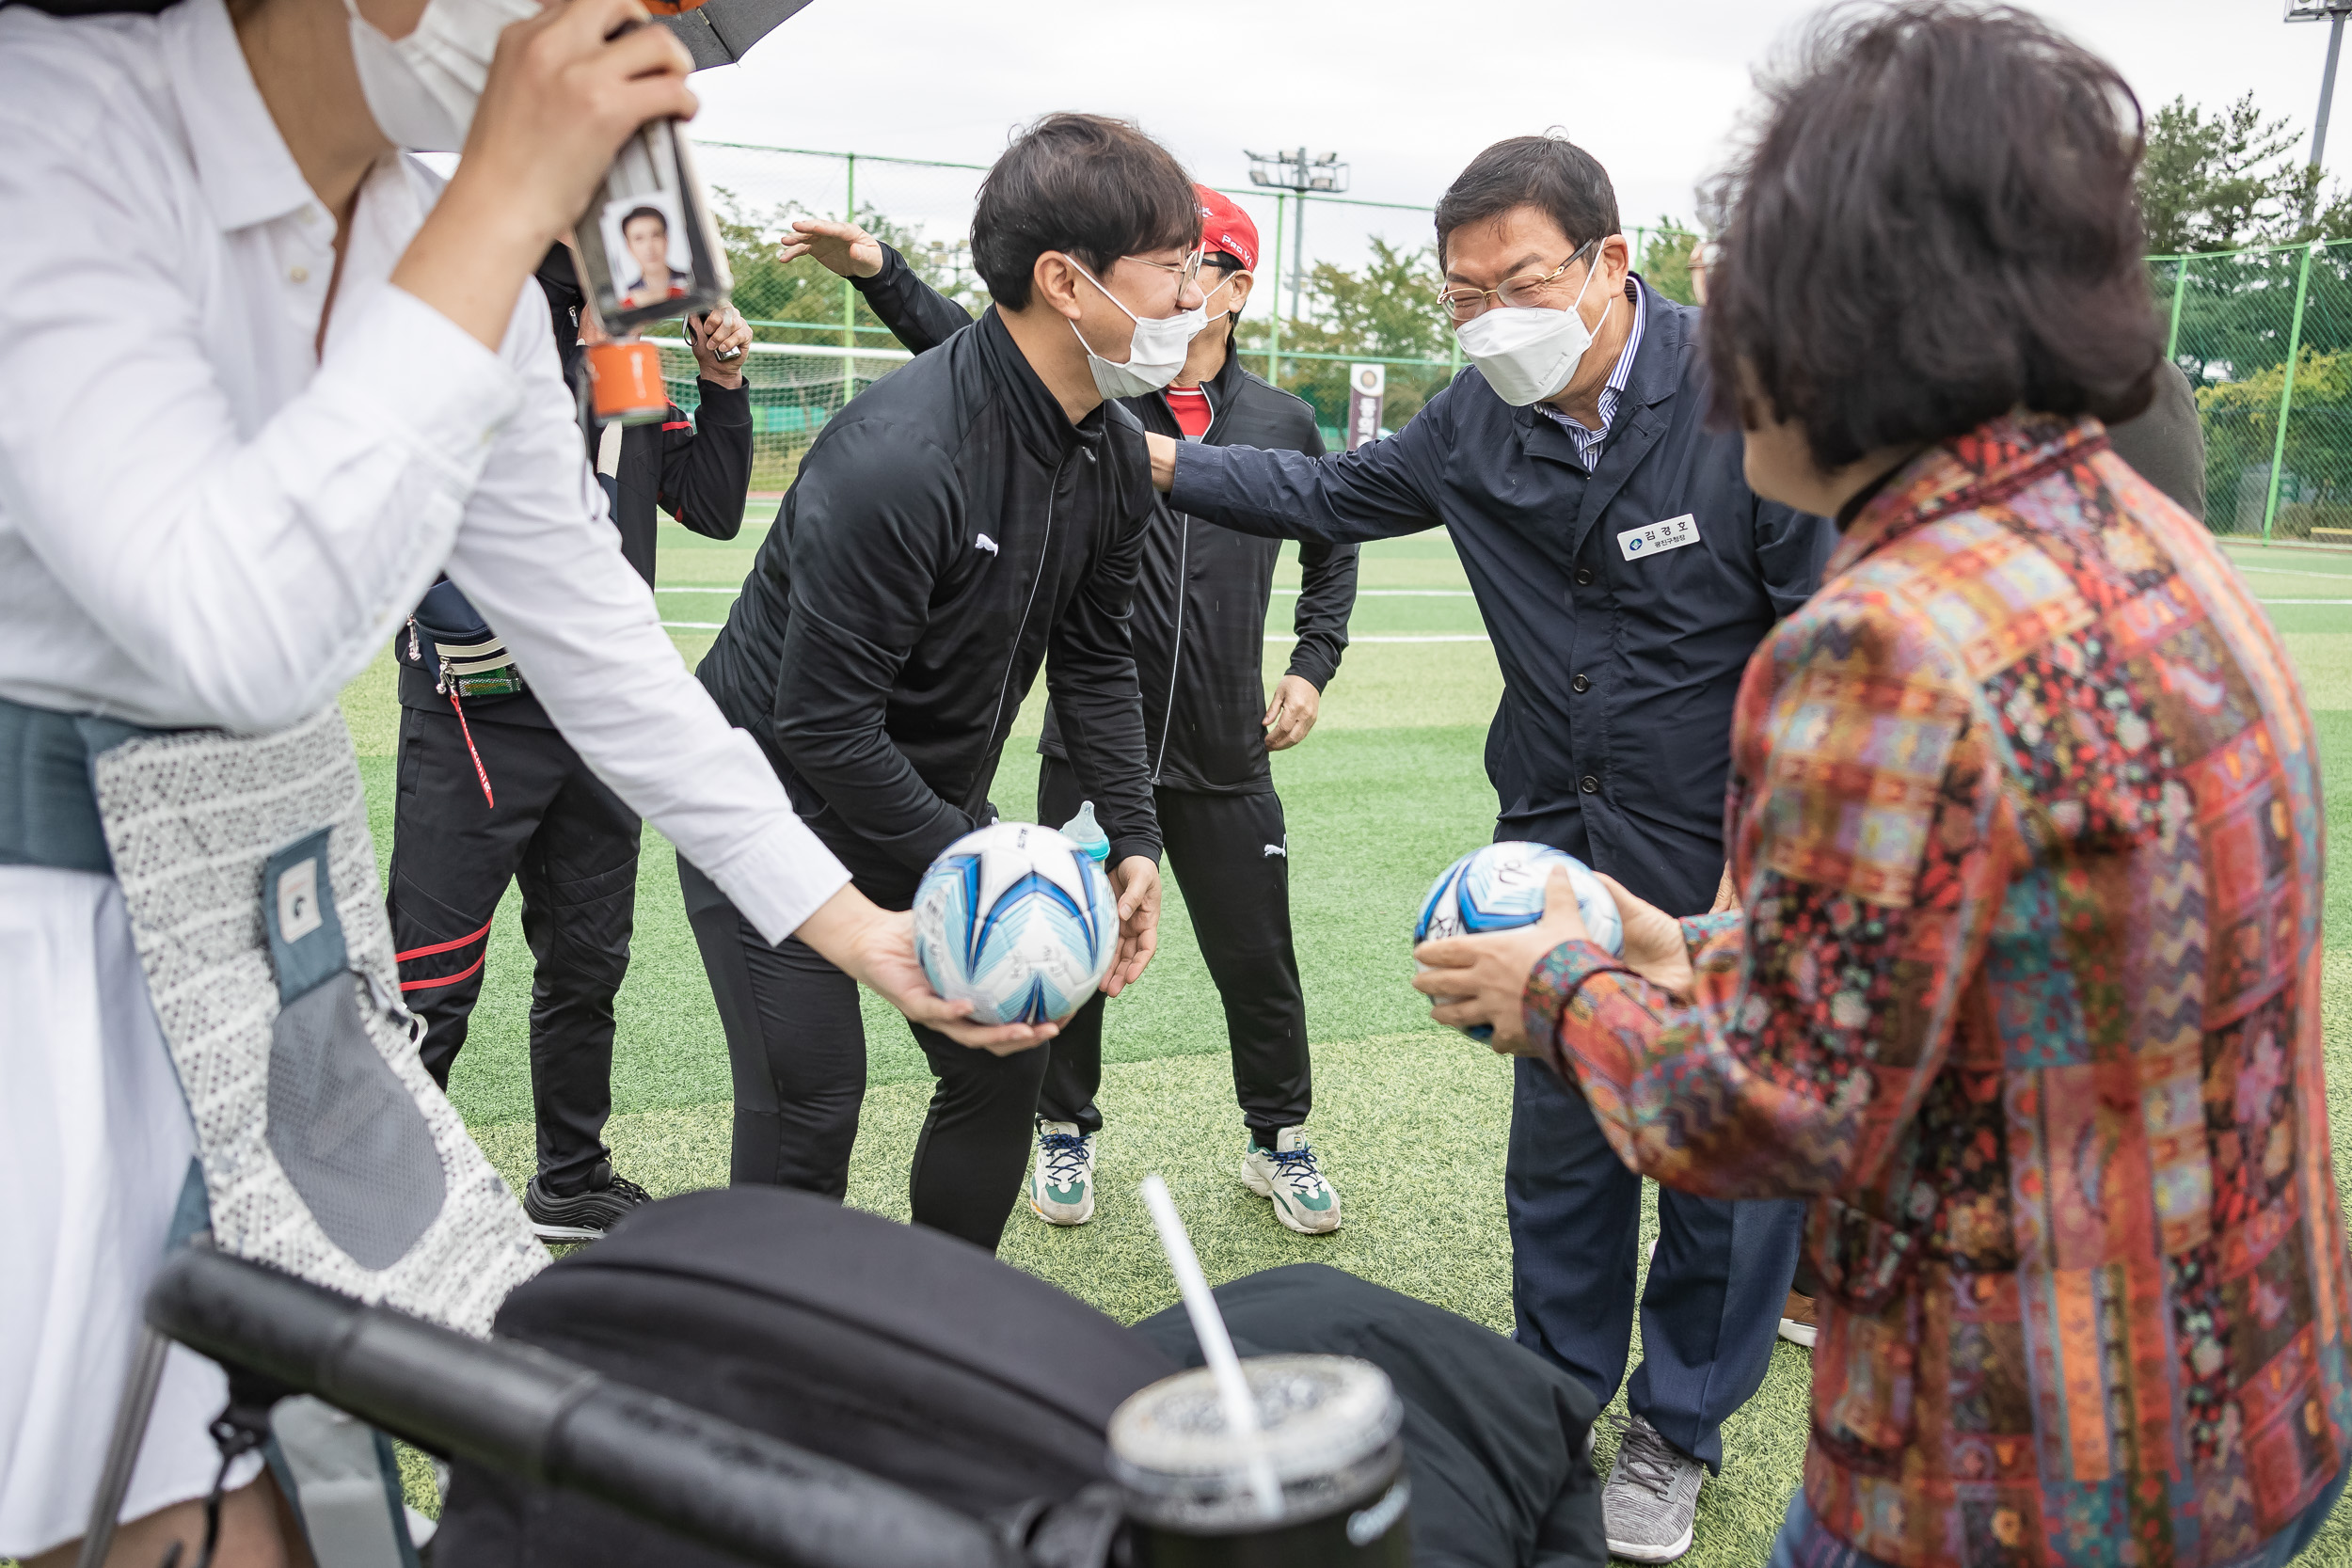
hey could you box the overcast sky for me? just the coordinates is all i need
[682,1,2335,278]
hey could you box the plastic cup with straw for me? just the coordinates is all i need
[1136,1172,1285,1522]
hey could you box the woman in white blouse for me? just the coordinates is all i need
[0,0,1054,1560]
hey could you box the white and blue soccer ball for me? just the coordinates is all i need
[1414,842,1623,1041]
[913,822,1119,1026]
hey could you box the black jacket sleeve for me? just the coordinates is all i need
[656,379,754,540]
[852,245,977,356]
[768,419,976,870]
[1265,411,1358,689]
[1287,540,1358,690]
[2106,358,2205,521]
[1752,489,1837,620]
[1042,436,1162,866]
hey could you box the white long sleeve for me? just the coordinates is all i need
[438,283,851,940]
[0,0,849,942]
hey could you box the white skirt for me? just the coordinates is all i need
[0,865,263,1558]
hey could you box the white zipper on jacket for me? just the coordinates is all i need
[985,453,1063,759]
[1152,381,1215,784]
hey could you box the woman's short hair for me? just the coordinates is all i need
[1703,2,2159,470]
[972,114,1199,310]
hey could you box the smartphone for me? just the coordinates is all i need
[690,309,744,362]
[570,119,734,336]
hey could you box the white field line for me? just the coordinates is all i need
[2233,565,2352,584]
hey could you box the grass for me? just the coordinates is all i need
[351,528,2352,1565]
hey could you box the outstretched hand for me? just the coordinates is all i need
[796,887,1056,1055]
[1410,866,1695,1052]
[1100,856,1162,997]
[777,216,884,279]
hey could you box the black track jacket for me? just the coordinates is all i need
[853,246,1358,796]
[694,308,1162,876]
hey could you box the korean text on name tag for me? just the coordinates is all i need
[1617,514,1699,562]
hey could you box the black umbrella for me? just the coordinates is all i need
[655,0,817,69]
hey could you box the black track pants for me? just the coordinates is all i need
[676,855,1051,1253]
[1035,757,1311,1146]
[385,705,639,1196]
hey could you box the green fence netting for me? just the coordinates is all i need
[2160,238,2352,541]
[665,141,2344,537]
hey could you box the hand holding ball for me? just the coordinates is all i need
[914,823,1118,1026]
[1413,843,1622,1042]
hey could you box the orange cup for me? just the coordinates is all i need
[586,340,668,425]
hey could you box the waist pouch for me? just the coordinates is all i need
[402,578,524,699]
[89,705,544,1330]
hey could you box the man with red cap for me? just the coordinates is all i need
[781,185,1359,1235]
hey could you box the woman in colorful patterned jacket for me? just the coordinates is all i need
[1411,5,2351,1565]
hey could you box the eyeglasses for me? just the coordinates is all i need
[1123,247,1207,306]
[1435,240,1597,323]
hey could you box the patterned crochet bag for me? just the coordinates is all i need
[91,705,544,1331]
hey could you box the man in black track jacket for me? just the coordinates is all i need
[783,185,1360,1237]
[386,245,755,1243]
[685,115,1191,1254]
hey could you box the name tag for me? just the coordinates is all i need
[1617,514,1699,562]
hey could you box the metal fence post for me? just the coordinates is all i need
[2262,240,2319,542]
[840,151,857,408]
[1266,192,1284,384]
[2164,255,2190,362]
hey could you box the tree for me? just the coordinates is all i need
[1234,236,1454,429]
[710,189,983,336]
[2138,94,2338,253]
[1640,218,1701,307]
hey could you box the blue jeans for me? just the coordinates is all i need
[1766,1465,2352,1568]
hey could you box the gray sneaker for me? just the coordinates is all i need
[1600,1413,1703,1563]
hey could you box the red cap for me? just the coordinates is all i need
[1195,185,1259,273]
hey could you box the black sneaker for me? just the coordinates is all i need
[523,1171,652,1242]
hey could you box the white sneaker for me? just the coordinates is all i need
[1030,1121,1095,1226]
[1240,1127,1342,1234]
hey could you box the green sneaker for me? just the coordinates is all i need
[1240,1126,1341,1234]
[1030,1120,1096,1226]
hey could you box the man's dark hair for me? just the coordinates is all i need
[1702,2,2158,471]
[621,206,668,235]
[1434,135,1621,268]
[972,114,1199,309]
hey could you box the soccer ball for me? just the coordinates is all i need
[1414,842,1623,1041]
[913,823,1119,1026]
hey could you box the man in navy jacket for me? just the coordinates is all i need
[1142,136,1833,1564]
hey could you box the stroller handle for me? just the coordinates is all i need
[146,1247,1025,1568]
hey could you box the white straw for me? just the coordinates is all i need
[1137,1173,1284,1520]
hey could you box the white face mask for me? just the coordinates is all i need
[1451,252,1608,407]
[343,0,540,152]
[1068,260,1206,401]
[1200,271,1245,328]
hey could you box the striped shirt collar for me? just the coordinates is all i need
[1539,277,1645,469]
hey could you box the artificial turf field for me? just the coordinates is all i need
[355,526,2352,1564]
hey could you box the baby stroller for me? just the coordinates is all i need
[146,1187,1604,1568]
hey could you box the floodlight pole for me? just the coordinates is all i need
[1290,146,1311,324]
[1246,147,1350,353]
[2316,12,2346,171]
[2290,1,2352,183]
